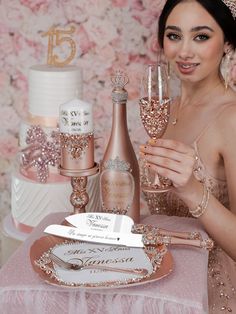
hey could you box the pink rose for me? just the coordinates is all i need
[132,9,159,28]
[130,0,144,11]
[82,0,110,17]
[76,25,95,55]
[13,71,28,93]
[62,3,86,24]
[94,44,116,67]
[0,174,8,190]
[19,0,50,12]
[111,0,129,7]
[0,106,20,133]
[142,0,164,12]
[8,33,38,68]
[126,71,141,100]
[113,51,130,66]
[0,2,31,31]
[0,71,13,107]
[0,159,11,176]
[0,71,11,91]
[84,16,118,48]
[94,88,112,120]
[0,23,15,58]
[12,91,28,119]
[145,32,160,62]
[0,189,11,216]
[0,134,18,158]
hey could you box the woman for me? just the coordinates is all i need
[140,0,236,312]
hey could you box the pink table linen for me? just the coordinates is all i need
[0,213,209,314]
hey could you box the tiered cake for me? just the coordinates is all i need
[11,65,100,232]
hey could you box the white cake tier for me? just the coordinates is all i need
[11,170,101,229]
[29,65,83,117]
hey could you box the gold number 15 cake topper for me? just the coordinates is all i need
[42,25,76,66]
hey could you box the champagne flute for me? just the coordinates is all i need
[139,63,172,193]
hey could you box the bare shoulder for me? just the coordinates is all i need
[218,100,236,127]
[216,89,236,126]
[216,94,236,151]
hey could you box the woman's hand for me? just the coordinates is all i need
[140,138,197,191]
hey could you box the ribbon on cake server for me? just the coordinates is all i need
[20,125,61,183]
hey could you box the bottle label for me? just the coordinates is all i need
[100,157,134,214]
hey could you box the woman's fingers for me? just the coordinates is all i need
[141,153,195,182]
[148,138,193,155]
[140,153,182,173]
[140,145,182,162]
[140,141,196,166]
[147,163,180,184]
[147,161,194,187]
[139,139,197,188]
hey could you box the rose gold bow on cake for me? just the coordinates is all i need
[20,125,61,183]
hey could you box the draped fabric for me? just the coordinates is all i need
[0,213,209,314]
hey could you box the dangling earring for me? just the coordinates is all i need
[221,51,232,89]
[167,61,171,80]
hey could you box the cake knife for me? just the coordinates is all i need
[44,224,214,250]
[44,224,144,247]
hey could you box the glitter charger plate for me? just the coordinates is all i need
[30,235,174,289]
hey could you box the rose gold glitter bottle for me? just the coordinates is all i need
[100,71,140,223]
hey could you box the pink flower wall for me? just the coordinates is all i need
[0,0,235,218]
[0,0,165,217]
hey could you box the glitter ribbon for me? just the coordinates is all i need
[20,125,61,183]
[28,114,58,128]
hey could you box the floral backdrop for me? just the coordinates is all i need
[0,0,236,225]
[0,0,165,221]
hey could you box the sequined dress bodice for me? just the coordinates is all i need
[144,140,236,313]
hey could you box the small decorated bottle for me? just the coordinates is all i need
[100,71,140,223]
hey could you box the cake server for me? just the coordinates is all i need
[44,224,144,247]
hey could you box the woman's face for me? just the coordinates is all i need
[163,0,228,84]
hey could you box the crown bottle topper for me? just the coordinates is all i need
[111,70,129,89]
[42,25,76,66]
[111,71,129,103]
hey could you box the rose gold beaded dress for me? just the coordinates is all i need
[144,121,236,313]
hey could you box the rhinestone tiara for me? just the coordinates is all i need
[221,0,236,19]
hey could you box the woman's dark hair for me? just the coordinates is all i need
[158,0,236,49]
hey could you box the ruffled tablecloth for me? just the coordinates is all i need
[0,213,209,314]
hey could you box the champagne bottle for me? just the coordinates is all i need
[100,71,140,223]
